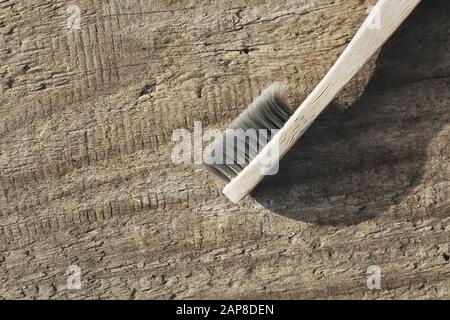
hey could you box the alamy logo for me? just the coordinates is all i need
[66,265,81,290]
[367,5,382,30]
[66,4,81,30]
[366,265,381,290]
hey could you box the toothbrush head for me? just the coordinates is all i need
[202,83,292,184]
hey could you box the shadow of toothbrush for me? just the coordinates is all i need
[253,0,450,226]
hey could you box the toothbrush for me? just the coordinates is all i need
[203,0,422,203]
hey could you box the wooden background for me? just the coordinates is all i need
[0,0,449,299]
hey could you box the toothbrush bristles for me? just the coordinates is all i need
[202,83,293,182]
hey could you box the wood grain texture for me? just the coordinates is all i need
[0,0,449,299]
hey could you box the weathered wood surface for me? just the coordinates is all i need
[0,0,449,299]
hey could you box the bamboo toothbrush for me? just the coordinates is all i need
[203,0,422,203]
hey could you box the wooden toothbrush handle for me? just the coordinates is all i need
[223,0,422,203]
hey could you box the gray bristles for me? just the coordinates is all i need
[203,83,293,182]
